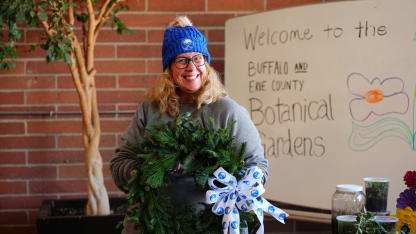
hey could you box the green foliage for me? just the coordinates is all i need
[123,112,254,234]
[355,209,388,234]
[0,0,130,71]
[0,0,37,70]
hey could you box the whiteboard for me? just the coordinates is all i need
[225,0,416,212]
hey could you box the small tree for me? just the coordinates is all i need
[0,0,130,215]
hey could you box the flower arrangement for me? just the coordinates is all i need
[395,171,416,233]
[120,113,287,234]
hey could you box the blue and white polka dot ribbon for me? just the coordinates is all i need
[205,166,288,234]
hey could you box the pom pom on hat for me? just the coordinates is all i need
[162,19,210,71]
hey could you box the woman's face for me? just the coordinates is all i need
[171,52,206,95]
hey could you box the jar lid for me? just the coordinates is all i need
[370,216,398,223]
[336,215,357,222]
[363,177,390,182]
[336,184,363,192]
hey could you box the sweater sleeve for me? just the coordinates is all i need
[110,103,148,192]
[204,97,269,183]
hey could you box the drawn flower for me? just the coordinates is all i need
[404,171,416,189]
[347,73,409,121]
[397,189,416,210]
[395,206,416,233]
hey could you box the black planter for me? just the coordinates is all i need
[37,198,126,234]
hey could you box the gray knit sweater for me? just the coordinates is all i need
[110,96,268,228]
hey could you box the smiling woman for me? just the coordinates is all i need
[110,15,271,234]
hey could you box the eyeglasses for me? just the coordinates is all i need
[173,54,205,69]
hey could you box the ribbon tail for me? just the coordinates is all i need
[261,198,289,224]
[228,207,240,234]
[252,203,265,234]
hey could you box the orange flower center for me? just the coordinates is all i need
[365,89,384,103]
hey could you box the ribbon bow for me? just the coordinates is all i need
[205,166,288,234]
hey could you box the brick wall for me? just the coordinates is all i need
[0,0,336,233]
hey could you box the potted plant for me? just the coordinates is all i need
[1,0,130,233]
[364,177,390,213]
[355,209,394,234]
[336,215,358,234]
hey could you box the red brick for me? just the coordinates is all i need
[267,0,323,9]
[0,166,56,179]
[29,149,114,164]
[29,150,84,164]
[0,76,55,89]
[59,165,85,179]
[58,135,115,148]
[0,225,37,234]
[208,0,263,11]
[97,90,145,103]
[0,136,55,149]
[96,29,145,43]
[0,152,26,164]
[117,45,160,58]
[0,211,27,225]
[208,29,225,42]
[147,60,163,74]
[28,210,38,224]
[59,164,111,179]
[119,75,159,88]
[124,0,145,11]
[207,44,224,57]
[0,122,25,134]
[188,14,235,27]
[26,30,44,43]
[101,120,131,132]
[148,0,205,11]
[105,178,121,192]
[27,120,82,134]
[210,59,224,73]
[0,196,57,209]
[17,44,47,58]
[26,61,70,74]
[118,104,139,111]
[101,149,117,162]
[29,180,87,193]
[0,61,25,75]
[95,45,115,58]
[27,91,78,104]
[58,75,116,89]
[57,105,116,112]
[95,60,145,74]
[148,30,164,43]
[0,92,24,105]
[0,181,26,194]
[119,14,176,27]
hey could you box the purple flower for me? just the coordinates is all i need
[396,189,416,210]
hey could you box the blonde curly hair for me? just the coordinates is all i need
[145,16,227,117]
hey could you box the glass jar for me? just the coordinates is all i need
[331,184,365,234]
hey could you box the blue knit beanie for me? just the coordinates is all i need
[162,26,210,71]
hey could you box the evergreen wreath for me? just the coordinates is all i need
[121,112,259,234]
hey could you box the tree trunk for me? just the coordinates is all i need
[85,127,110,215]
[68,42,110,215]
